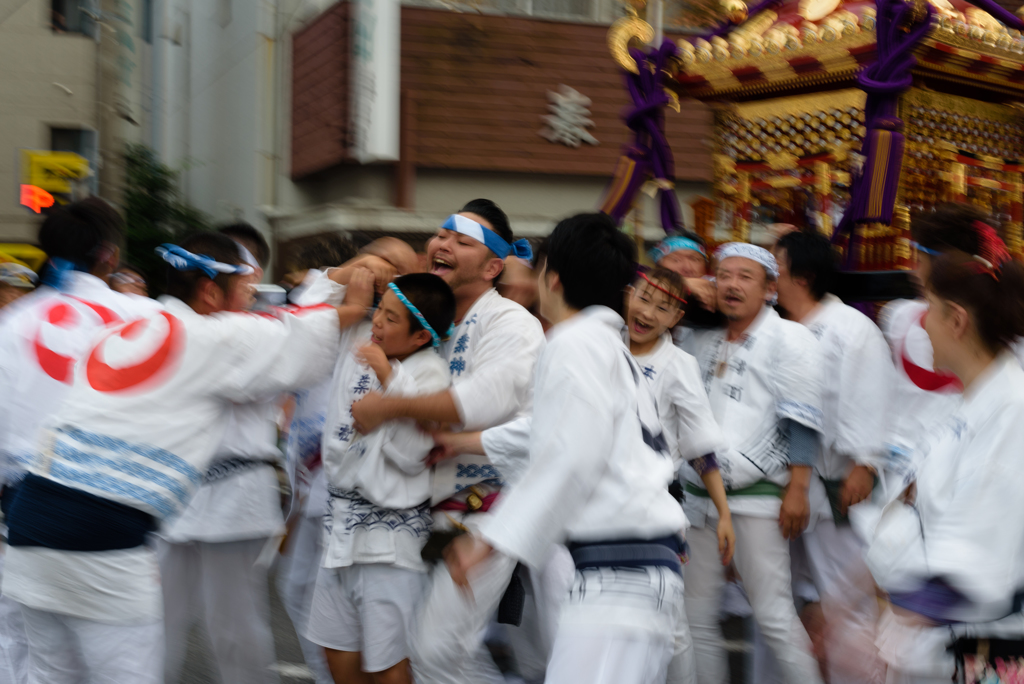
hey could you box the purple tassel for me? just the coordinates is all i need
[599,40,686,235]
[850,116,905,224]
[835,0,933,265]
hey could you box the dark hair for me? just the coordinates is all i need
[391,273,457,351]
[459,199,512,246]
[38,197,124,272]
[116,261,145,277]
[219,223,269,268]
[911,204,985,255]
[545,213,636,316]
[164,232,244,303]
[532,237,549,272]
[927,254,1024,355]
[639,267,686,308]
[775,230,837,301]
[294,234,357,271]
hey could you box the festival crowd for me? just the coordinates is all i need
[0,196,1023,684]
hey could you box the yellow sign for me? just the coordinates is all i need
[0,244,48,272]
[19,150,90,194]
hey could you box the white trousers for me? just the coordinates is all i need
[157,537,279,684]
[684,515,823,684]
[546,566,684,684]
[504,545,575,684]
[275,515,332,684]
[19,605,161,684]
[409,547,516,684]
[0,550,28,684]
[804,519,885,684]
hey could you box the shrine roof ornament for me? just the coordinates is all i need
[649,0,1024,98]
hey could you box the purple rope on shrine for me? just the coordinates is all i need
[968,0,1024,31]
[835,0,933,266]
[600,39,685,235]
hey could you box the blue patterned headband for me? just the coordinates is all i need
[649,235,708,264]
[156,243,255,280]
[387,282,454,349]
[442,214,533,261]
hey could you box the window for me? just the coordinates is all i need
[140,0,154,43]
[51,0,97,36]
[50,127,98,195]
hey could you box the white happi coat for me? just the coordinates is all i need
[320,322,450,572]
[633,333,725,471]
[431,288,545,503]
[158,397,286,543]
[0,273,161,485]
[801,295,893,480]
[869,354,1024,672]
[686,306,824,522]
[2,297,341,623]
[878,299,962,477]
[479,307,685,569]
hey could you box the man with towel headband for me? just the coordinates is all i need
[350,199,547,683]
[682,242,826,684]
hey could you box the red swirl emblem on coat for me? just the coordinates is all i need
[32,302,80,383]
[85,311,185,392]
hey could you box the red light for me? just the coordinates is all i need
[20,185,54,213]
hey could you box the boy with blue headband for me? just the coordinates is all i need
[307,271,456,684]
[350,199,546,684]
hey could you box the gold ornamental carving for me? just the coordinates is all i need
[764,150,800,170]
[765,175,804,188]
[608,12,655,74]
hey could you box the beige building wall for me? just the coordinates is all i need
[0,0,99,243]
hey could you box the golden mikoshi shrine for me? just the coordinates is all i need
[609,0,1024,272]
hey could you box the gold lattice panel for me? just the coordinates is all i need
[901,88,1024,160]
[717,89,866,161]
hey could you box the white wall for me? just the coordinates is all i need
[0,0,99,242]
[153,0,278,234]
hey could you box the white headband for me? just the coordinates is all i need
[716,242,779,280]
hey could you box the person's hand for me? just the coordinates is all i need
[444,534,494,596]
[330,255,397,293]
[352,254,398,294]
[717,514,736,566]
[685,278,717,311]
[426,431,481,466]
[841,464,876,514]
[344,267,375,309]
[900,481,917,506]
[351,391,388,434]
[356,343,391,386]
[779,483,810,540]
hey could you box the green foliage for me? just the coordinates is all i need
[122,144,211,295]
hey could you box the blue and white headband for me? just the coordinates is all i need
[156,243,255,280]
[649,235,708,264]
[442,214,533,261]
[387,282,454,349]
[911,241,942,257]
[715,242,779,280]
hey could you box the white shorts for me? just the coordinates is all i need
[306,564,425,673]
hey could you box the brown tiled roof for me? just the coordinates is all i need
[291,3,713,182]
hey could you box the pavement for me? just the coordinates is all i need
[179,573,753,684]
[179,571,316,683]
